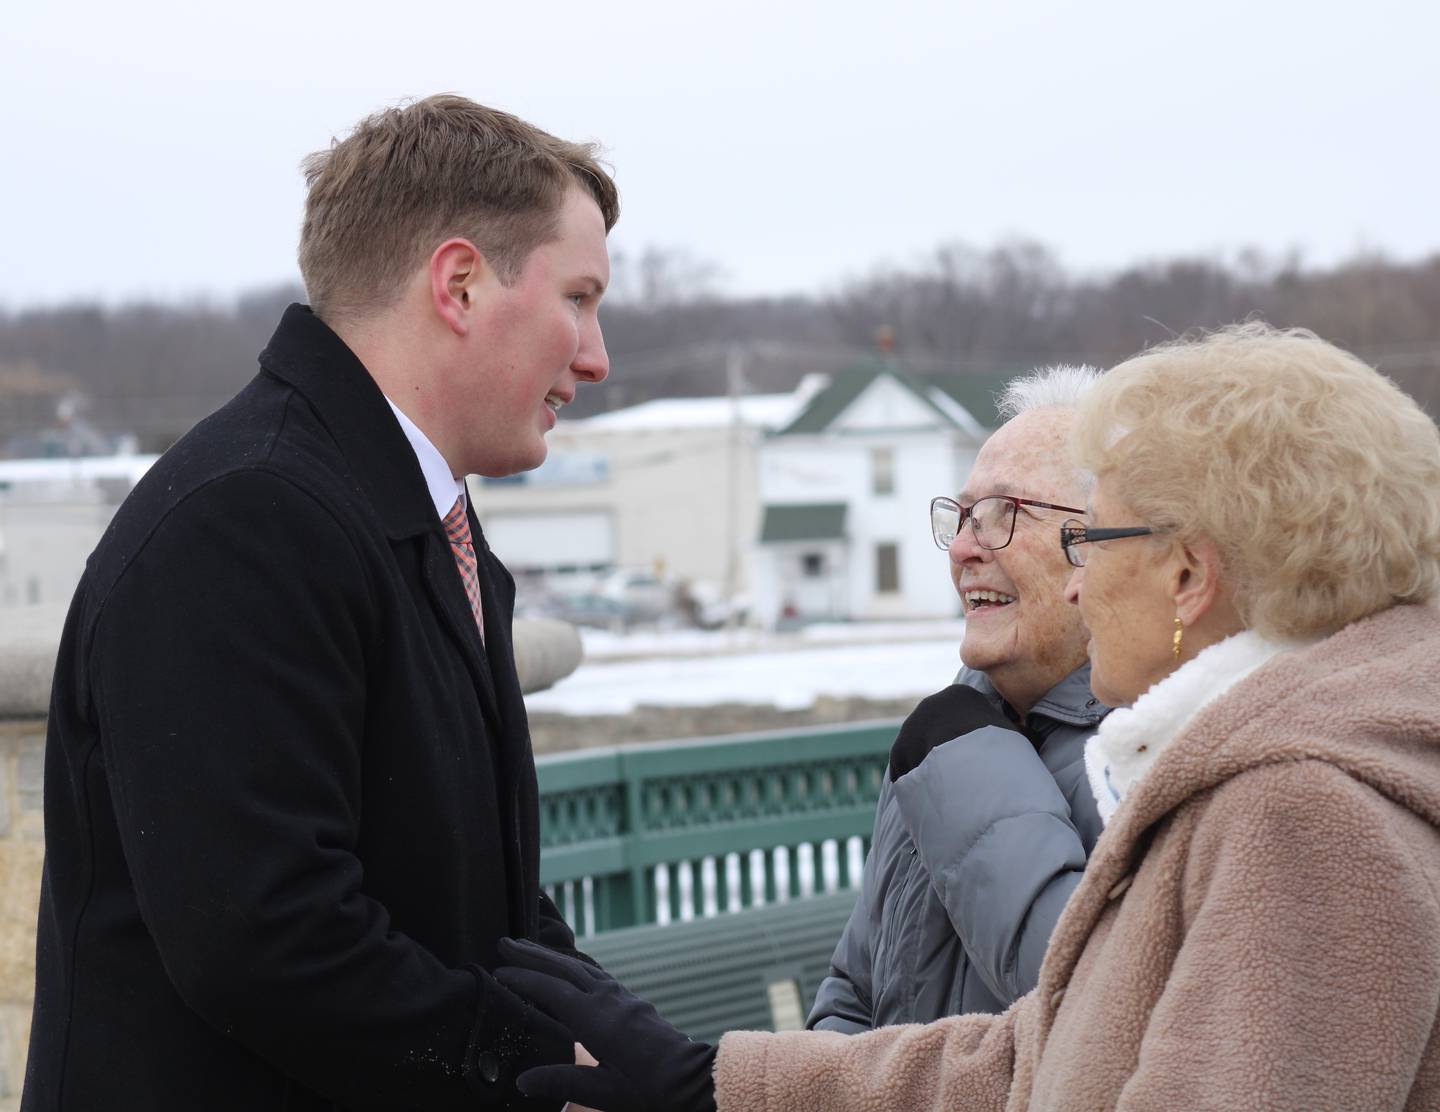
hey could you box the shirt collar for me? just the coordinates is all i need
[384,396,467,521]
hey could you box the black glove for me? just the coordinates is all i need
[493,937,717,1112]
[888,683,1019,782]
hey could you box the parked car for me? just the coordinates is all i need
[548,591,632,632]
[597,569,673,627]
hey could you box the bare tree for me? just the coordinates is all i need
[2,245,1438,449]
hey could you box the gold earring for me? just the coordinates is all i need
[1173,617,1184,660]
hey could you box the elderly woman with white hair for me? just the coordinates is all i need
[496,324,1440,1112]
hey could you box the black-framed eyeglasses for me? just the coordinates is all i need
[930,494,1087,552]
[1059,519,1156,568]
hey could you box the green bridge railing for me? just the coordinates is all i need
[536,719,900,935]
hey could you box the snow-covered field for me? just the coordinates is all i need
[524,619,967,716]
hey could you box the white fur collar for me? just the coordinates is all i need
[1084,630,1310,825]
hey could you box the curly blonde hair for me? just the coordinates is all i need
[1073,322,1440,638]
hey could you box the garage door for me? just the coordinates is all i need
[481,511,616,574]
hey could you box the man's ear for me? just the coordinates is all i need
[1169,537,1224,627]
[428,238,489,337]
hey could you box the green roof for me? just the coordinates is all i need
[775,365,879,435]
[774,359,1000,436]
[928,371,1017,429]
[759,502,849,544]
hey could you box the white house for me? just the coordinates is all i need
[752,362,989,627]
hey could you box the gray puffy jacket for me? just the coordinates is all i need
[807,664,1109,1031]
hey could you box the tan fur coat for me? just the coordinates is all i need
[716,603,1440,1112]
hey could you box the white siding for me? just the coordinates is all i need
[755,373,984,626]
[472,423,763,592]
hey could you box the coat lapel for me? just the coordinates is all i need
[420,513,536,939]
[471,517,541,938]
[419,530,503,730]
[472,521,521,764]
[261,305,540,937]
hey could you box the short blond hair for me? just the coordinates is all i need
[299,94,619,321]
[1073,322,1440,638]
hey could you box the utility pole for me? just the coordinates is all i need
[723,345,746,622]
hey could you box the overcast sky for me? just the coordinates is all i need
[5,0,1438,310]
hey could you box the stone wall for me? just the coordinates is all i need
[0,719,43,1112]
[0,610,581,1111]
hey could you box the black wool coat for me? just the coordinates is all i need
[24,305,577,1111]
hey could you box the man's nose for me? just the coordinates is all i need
[1064,564,1084,605]
[574,318,609,383]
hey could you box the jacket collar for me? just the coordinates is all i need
[957,661,1110,730]
[258,304,438,540]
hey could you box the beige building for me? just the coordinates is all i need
[469,388,817,601]
[0,456,156,612]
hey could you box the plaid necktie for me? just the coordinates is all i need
[443,496,485,644]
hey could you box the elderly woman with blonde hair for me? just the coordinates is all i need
[496,324,1440,1112]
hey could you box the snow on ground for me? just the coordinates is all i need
[578,618,966,661]
[525,620,967,716]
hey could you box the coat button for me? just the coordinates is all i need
[1107,874,1134,900]
[476,1052,501,1083]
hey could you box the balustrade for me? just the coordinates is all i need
[537,719,898,934]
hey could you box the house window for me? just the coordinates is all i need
[871,447,895,495]
[801,552,826,578]
[875,543,900,593]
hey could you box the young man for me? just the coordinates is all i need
[807,366,1112,1030]
[24,95,615,1111]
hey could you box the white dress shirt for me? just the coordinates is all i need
[383,396,481,640]
[383,396,466,519]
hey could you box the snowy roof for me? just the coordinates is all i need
[924,386,990,440]
[576,392,806,432]
[774,361,992,437]
[0,453,159,486]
